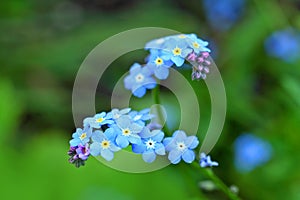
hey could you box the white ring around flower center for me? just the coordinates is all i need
[145,139,156,150]
[135,73,144,83]
[176,142,186,151]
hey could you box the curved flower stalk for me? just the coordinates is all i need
[124,33,212,98]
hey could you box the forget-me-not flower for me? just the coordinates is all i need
[199,153,219,167]
[69,127,92,147]
[124,63,157,98]
[83,112,114,128]
[234,133,272,172]
[132,127,166,163]
[75,144,90,160]
[163,130,199,164]
[128,108,153,126]
[186,34,211,54]
[108,108,131,120]
[90,128,121,161]
[161,38,193,67]
[112,115,143,148]
[146,49,174,80]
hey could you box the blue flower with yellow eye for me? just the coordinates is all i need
[161,37,193,67]
[90,128,121,161]
[163,130,199,164]
[69,127,92,147]
[83,112,114,129]
[112,115,143,148]
[132,127,166,163]
[108,108,131,120]
[124,63,157,98]
[186,34,211,54]
[146,49,174,80]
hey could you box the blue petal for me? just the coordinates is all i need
[101,149,114,161]
[116,135,129,148]
[69,138,80,147]
[168,150,182,163]
[152,130,164,142]
[109,143,121,152]
[104,128,116,141]
[132,144,146,154]
[182,150,195,163]
[142,151,156,163]
[128,135,142,144]
[172,56,185,67]
[92,130,104,142]
[116,116,131,129]
[129,123,143,134]
[154,143,166,155]
[154,66,169,80]
[90,142,101,156]
[185,136,199,149]
[133,87,146,98]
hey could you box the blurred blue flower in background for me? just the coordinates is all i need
[264,28,300,62]
[203,0,245,31]
[234,133,272,173]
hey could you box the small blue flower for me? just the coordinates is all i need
[69,127,92,147]
[234,133,272,172]
[124,63,157,98]
[265,28,300,62]
[186,34,211,54]
[161,37,193,67]
[128,108,153,126]
[89,128,121,161]
[199,153,219,167]
[203,0,245,31]
[132,127,166,163]
[146,49,174,80]
[113,115,143,148]
[163,130,199,164]
[108,108,131,120]
[83,112,114,128]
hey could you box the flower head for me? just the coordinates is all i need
[186,34,210,53]
[83,112,114,129]
[124,63,156,98]
[76,144,90,160]
[163,130,199,164]
[128,108,153,126]
[109,108,131,120]
[69,127,92,147]
[132,127,165,163]
[234,133,272,172]
[90,128,121,161]
[146,49,174,80]
[112,115,143,148]
[199,153,219,167]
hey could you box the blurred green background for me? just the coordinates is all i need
[1,0,300,199]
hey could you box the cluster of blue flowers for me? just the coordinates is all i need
[68,107,218,168]
[124,33,212,98]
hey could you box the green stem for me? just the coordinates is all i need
[151,85,170,135]
[192,162,241,200]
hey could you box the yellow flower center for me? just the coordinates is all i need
[178,34,187,38]
[80,133,87,140]
[155,57,163,66]
[96,117,105,123]
[172,47,182,56]
[122,128,131,136]
[193,42,199,48]
[101,140,110,149]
